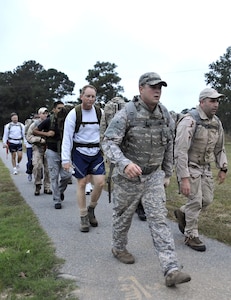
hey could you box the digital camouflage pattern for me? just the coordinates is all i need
[111,170,178,274]
[102,96,180,275]
[100,96,125,141]
[102,96,174,178]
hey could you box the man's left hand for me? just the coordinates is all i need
[217,170,227,184]
[164,177,170,188]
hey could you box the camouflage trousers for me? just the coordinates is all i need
[112,170,178,275]
[32,145,50,189]
[180,165,214,237]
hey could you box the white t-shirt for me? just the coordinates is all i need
[62,106,101,163]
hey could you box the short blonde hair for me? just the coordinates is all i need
[80,85,97,96]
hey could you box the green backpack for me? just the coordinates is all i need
[51,104,102,140]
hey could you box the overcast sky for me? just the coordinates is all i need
[1,0,230,113]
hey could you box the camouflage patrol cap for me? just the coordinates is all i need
[139,72,167,87]
[199,88,224,101]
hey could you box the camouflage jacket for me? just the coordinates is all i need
[174,105,228,180]
[101,96,174,178]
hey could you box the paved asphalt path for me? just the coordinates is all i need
[1,142,231,300]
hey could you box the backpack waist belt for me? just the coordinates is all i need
[8,138,22,141]
[74,142,100,148]
[141,165,159,175]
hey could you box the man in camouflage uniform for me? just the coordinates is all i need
[102,72,191,287]
[174,88,228,252]
[100,96,125,140]
[100,96,146,220]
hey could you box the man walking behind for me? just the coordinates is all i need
[174,88,228,252]
[62,85,105,232]
[33,101,72,209]
[26,107,52,196]
[3,112,25,175]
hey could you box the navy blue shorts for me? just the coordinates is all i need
[8,143,23,153]
[72,150,105,179]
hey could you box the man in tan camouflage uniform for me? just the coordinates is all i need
[27,107,52,196]
[174,88,228,252]
[102,72,191,287]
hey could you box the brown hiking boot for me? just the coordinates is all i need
[80,215,90,232]
[112,248,135,264]
[34,184,41,196]
[88,206,98,227]
[174,209,186,234]
[185,236,206,252]
[165,270,191,287]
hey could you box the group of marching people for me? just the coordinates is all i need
[2,72,228,288]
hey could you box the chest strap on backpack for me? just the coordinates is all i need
[75,104,102,133]
[81,121,100,126]
[73,142,100,148]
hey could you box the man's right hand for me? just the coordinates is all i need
[180,177,191,196]
[124,163,142,178]
[62,162,71,172]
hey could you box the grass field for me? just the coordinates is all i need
[0,159,77,299]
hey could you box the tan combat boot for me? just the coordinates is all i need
[165,270,191,287]
[80,215,90,232]
[112,248,135,264]
[88,206,98,227]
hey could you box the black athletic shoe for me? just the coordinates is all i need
[55,203,62,209]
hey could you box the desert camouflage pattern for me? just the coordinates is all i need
[27,120,51,189]
[102,96,179,274]
[32,144,51,189]
[26,120,46,145]
[174,105,228,180]
[174,105,228,238]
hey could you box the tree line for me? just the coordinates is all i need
[0,47,231,137]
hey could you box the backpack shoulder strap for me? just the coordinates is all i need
[74,104,102,133]
[188,108,200,124]
[95,105,102,123]
[75,104,82,133]
[125,100,137,125]
[8,122,23,138]
[188,108,220,131]
[158,103,171,125]
[49,113,56,131]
